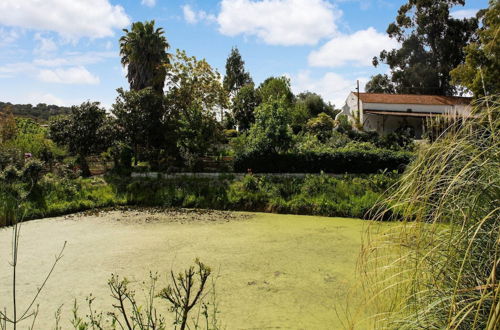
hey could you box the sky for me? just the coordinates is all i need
[0,0,488,109]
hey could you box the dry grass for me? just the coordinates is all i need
[357,97,499,329]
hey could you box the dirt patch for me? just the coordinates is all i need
[62,207,254,224]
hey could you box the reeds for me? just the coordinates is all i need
[360,96,499,329]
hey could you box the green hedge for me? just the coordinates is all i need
[234,148,413,173]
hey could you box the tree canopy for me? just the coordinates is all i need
[120,20,171,93]
[373,0,478,96]
[49,102,113,176]
[365,74,396,94]
[451,0,500,98]
[232,83,258,131]
[256,76,294,106]
[223,47,253,96]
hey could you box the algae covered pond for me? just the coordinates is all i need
[0,209,368,329]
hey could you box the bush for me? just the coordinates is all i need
[234,148,413,174]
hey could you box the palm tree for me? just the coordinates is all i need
[119,20,170,93]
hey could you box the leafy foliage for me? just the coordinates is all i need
[234,148,413,174]
[306,113,336,142]
[256,76,294,106]
[166,49,228,119]
[231,83,258,131]
[374,0,478,95]
[245,98,293,154]
[112,87,172,166]
[451,0,500,98]
[49,102,114,176]
[0,102,71,121]
[223,47,253,96]
[365,74,396,94]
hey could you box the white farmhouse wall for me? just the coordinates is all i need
[338,92,363,122]
[363,102,471,115]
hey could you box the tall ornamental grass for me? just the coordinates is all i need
[360,97,499,329]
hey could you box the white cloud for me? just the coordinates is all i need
[0,0,130,40]
[34,33,58,56]
[141,0,156,7]
[0,27,20,46]
[183,5,198,24]
[216,0,341,46]
[290,70,368,107]
[33,51,117,67]
[182,5,216,25]
[451,9,478,19]
[25,92,68,106]
[308,27,398,67]
[38,66,100,85]
[0,62,35,78]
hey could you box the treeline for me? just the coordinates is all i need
[365,0,499,98]
[0,102,71,121]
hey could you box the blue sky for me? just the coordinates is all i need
[0,0,488,109]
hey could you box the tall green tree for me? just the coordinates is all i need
[256,76,294,106]
[119,21,171,93]
[365,74,396,94]
[451,0,500,98]
[296,92,336,117]
[232,83,258,131]
[223,47,253,96]
[112,87,171,166]
[165,50,227,164]
[166,50,228,117]
[246,98,293,154]
[49,102,113,176]
[373,0,478,95]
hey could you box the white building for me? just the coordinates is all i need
[339,92,472,138]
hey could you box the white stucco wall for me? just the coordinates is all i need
[363,102,471,116]
[338,92,363,122]
[339,93,473,136]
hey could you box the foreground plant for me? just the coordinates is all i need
[72,260,217,330]
[360,97,499,329]
[0,175,66,330]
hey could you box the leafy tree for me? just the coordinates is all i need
[296,92,337,117]
[365,74,396,94]
[223,47,253,96]
[306,113,336,142]
[256,76,294,106]
[290,101,310,133]
[246,98,293,154]
[112,88,171,166]
[0,107,16,144]
[49,102,113,176]
[166,50,228,119]
[177,106,223,170]
[120,21,171,93]
[451,0,500,98]
[0,102,71,121]
[232,83,258,131]
[373,0,478,95]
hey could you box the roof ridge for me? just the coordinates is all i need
[354,91,472,99]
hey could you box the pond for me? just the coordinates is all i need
[0,209,369,329]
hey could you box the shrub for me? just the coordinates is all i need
[234,148,413,174]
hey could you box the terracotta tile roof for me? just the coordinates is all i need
[356,92,472,106]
